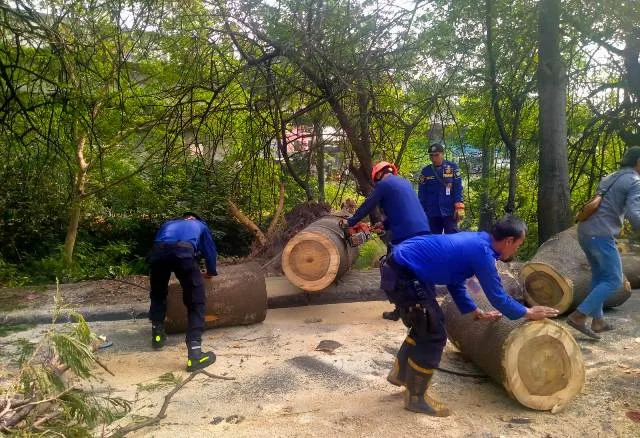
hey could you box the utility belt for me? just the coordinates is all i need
[153,241,194,250]
[148,241,196,264]
[379,254,434,307]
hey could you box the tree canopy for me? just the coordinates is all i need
[1,0,638,285]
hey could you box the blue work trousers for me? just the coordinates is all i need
[427,216,459,234]
[577,232,623,318]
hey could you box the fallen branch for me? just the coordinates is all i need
[107,370,235,437]
[227,199,267,246]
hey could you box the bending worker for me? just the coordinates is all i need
[147,212,218,372]
[382,215,559,416]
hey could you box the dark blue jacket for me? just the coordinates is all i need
[347,174,430,245]
[154,219,218,274]
[418,160,463,217]
[391,231,527,320]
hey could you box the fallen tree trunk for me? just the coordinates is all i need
[617,240,640,289]
[165,262,267,334]
[281,216,358,292]
[519,227,631,314]
[435,264,524,302]
[442,282,585,411]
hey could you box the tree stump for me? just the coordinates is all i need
[281,216,358,292]
[164,262,267,334]
[443,285,585,411]
[519,227,631,314]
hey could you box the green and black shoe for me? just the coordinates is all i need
[151,323,166,350]
[186,342,216,372]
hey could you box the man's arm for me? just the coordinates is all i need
[199,227,218,276]
[625,178,640,230]
[475,261,527,320]
[347,184,384,226]
[446,281,478,315]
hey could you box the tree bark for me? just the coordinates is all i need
[443,289,584,411]
[164,262,267,334]
[520,226,631,313]
[313,118,325,203]
[62,130,89,266]
[536,0,573,243]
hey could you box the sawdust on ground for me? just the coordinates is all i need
[2,300,639,437]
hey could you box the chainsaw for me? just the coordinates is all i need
[341,221,384,247]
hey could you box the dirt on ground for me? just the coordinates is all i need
[0,275,151,313]
[1,299,639,437]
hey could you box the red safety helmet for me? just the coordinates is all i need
[371,161,398,182]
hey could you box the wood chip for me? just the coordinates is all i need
[315,340,342,353]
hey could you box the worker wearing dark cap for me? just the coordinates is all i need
[147,212,218,371]
[418,143,464,234]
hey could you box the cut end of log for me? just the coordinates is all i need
[504,319,584,411]
[520,262,574,313]
[282,230,341,292]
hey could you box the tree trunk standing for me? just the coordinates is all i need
[62,130,89,266]
[479,128,494,231]
[536,0,573,243]
[313,118,325,203]
[486,0,519,215]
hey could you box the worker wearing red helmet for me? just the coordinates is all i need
[345,161,430,245]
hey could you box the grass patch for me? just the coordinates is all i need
[0,286,47,312]
[0,323,36,337]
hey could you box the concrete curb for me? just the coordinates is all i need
[0,271,387,325]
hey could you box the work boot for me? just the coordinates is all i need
[387,358,405,387]
[382,307,401,321]
[404,363,451,417]
[151,322,166,350]
[186,341,216,372]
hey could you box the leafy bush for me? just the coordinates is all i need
[353,237,387,270]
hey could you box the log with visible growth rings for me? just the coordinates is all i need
[281,216,358,292]
[164,262,267,334]
[443,285,585,411]
[519,226,631,314]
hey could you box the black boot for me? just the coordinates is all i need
[151,322,166,350]
[387,358,404,386]
[387,340,411,387]
[186,341,216,372]
[404,364,451,417]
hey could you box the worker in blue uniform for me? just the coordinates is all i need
[343,161,431,321]
[345,161,430,245]
[147,212,218,372]
[418,143,465,234]
[382,215,559,416]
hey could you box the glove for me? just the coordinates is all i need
[454,202,465,222]
[339,218,350,229]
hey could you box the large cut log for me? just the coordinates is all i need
[281,216,358,292]
[617,240,640,289]
[519,227,631,314]
[435,264,524,302]
[443,283,584,411]
[164,262,267,334]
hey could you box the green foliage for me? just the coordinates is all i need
[1,287,131,434]
[136,372,182,392]
[353,237,387,270]
[0,324,35,338]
